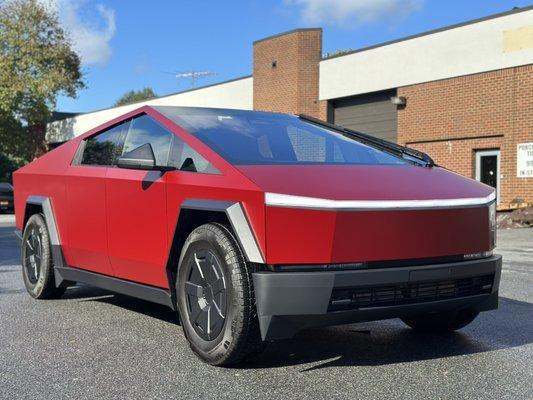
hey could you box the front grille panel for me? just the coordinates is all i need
[328,275,494,312]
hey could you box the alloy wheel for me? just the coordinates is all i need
[25,226,42,284]
[185,249,227,341]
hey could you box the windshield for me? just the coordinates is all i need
[155,107,407,166]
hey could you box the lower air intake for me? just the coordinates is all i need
[328,275,494,312]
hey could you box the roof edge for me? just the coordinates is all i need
[322,6,533,61]
[253,28,322,45]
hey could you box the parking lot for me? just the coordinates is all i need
[1,213,532,400]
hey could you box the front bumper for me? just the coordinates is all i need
[253,255,502,340]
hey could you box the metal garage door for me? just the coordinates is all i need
[332,89,397,143]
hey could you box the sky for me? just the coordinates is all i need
[54,0,533,113]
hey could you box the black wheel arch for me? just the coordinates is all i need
[165,208,231,310]
[21,196,67,285]
[23,202,43,228]
[165,199,265,311]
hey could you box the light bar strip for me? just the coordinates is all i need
[265,191,496,210]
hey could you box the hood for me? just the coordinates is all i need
[236,164,494,201]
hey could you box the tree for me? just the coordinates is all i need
[0,0,85,158]
[323,48,355,58]
[113,87,158,107]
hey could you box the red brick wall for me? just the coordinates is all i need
[253,29,323,117]
[398,64,533,207]
[252,29,532,207]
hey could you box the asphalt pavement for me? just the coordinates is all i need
[1,213,532,399]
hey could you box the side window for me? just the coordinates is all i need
[80,122,128,166]
[122,115,172,166]
[168,136,219,174]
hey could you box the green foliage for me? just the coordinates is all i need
[0,0,85,159]
[323,48,355,58]
[0,113,29,158]
[0,153,21,182]
[113,87,157,107]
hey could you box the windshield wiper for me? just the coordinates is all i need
[298,114,435,167]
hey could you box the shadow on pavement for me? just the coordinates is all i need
[62,284,180,325]
[242,296,533,370]
[62,284,532,369]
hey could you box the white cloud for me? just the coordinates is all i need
[284,0,424,27]
[47,0,116,65]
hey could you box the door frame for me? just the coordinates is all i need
[475,149,500,204]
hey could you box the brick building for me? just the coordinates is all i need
[49,7,533,209]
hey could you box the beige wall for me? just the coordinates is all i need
[46,77,253,142]
[319,9,533,100]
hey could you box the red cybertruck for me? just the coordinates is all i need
[14,105,501,366]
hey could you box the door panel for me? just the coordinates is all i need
[65,166,113,275]
[105,168,169,288]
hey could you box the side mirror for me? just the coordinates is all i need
[180,157,197,172]
[117,143,157,170]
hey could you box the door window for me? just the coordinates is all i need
[80,122,129,166]
[78,114,217,172]
[122,115,173,166]
[168,135,219,173]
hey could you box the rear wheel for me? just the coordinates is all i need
[176,223,265,366]
[21,213,66,299]
[401,309,479,333]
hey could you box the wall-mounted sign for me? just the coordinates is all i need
[517,143,533,178]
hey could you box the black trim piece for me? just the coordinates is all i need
[181,199,234,212]
[258,293,498,341]
[253,255,502,340]
[14,229,22,244]
[180,199,265,263]
[328,274,494,311]
[71,139,86,165]
[270,254,467,272]
[55,266,174,309]
[253,28,322,45]
[363,254,465,268]
[26,196,67,271]
[321,6,533,60]
[406,134,505,145]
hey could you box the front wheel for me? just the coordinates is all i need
[21,213,66,299]
[176,223,265,366]
[401,309,479,333]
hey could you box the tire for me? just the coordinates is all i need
[401,309,479,333]
[21,213,66,299]
[176,223,265,366]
